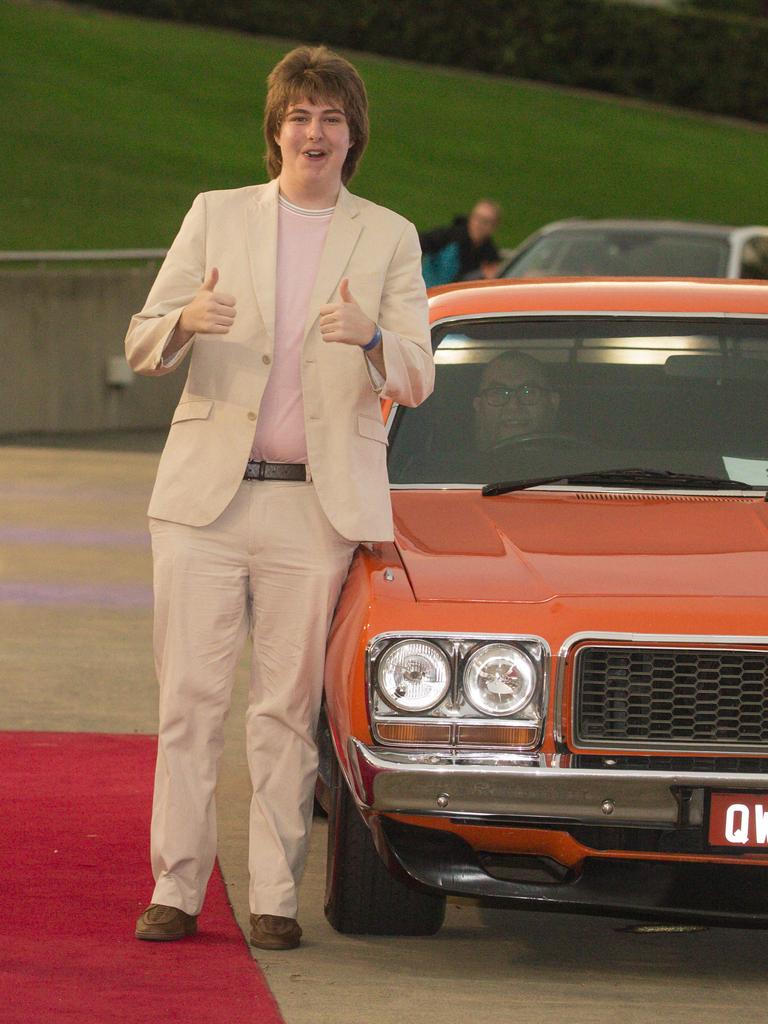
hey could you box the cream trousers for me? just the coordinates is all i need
[148,479,357,918]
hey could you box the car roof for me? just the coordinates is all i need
[427,278,768,323]
[524,219,768,238]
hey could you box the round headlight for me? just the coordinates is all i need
[463,644,536,717]
[377,640,451,713]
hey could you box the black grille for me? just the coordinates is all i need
[570,754,768,773]
[574,647,768,749]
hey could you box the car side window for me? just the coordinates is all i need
[740,235,768,280]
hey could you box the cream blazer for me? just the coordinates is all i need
[124,180,434,541]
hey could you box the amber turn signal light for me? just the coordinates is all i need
[376,723,452,744]
[456,724,537,746]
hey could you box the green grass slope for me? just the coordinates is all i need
[4,0,768,250]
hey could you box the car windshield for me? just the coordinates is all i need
[503,230,730,278]
[387,316,768,489]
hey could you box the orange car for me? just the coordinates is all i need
[318,278,768,935]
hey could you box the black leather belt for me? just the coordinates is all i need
[244,460,308,482]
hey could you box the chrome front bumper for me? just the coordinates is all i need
[347,739,768,828]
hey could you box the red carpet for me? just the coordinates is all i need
[0,732,284,1023]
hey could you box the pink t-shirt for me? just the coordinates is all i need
[250,195,334,463]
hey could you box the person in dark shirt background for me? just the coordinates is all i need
[420,199,502,287]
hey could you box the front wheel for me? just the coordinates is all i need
[324,757,446,935]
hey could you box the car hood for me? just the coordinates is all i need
[392,490,768,603]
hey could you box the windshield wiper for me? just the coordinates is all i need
[482,467,757,497]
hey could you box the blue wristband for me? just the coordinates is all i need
[362,325,382,352]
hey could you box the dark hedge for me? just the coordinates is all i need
[685,0,767,17]
[74,0,768,123]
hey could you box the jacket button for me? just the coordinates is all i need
[262,354,272,365]
[247,411,257,421]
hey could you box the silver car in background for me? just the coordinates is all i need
[498,219,768,280]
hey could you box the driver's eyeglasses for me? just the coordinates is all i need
[480,383,550,407]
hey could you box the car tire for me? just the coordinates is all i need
[324,756,446,935]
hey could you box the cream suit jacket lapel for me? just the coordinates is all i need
[244,181,363,347]
[303,186,363,341]
[244,179,280,346]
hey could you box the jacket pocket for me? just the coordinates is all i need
[357,414,389,445]
[171,399,214,424]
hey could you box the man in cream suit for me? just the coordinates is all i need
[127,46,433,949]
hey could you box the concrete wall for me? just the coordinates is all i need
[0,266,185,434]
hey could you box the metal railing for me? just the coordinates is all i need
[0,249,167,262]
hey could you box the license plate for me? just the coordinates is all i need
[709,792,768,849]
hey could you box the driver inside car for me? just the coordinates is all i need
[473,351,561,451]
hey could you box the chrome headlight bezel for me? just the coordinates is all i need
[366,632,549,748]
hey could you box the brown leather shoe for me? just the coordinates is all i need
[135,903,198,941]
[249,913,302,950]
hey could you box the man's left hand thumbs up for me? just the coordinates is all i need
[319,277,376,347]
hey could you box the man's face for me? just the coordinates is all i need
[473,358,559,450]
[276,97,352,195]
[467,202,499,246]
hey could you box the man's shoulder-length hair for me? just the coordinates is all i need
[263,46,370,185]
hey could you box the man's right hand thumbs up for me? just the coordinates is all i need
[179,266,237,336]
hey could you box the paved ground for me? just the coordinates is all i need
[3,439,768,1024]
